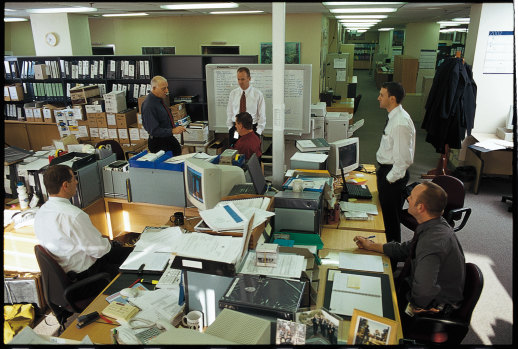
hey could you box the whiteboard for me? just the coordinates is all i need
[206,64,312,135]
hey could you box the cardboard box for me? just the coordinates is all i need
[104,90,127,113]
[170,102,187,120]
[85,98,105,113]
[96,113,108,128]
[138,95,147,113]
[118,128,130,144]
[184,124,210,143]
[70,85,100,105]
[86,113,98,128]
[71,105,86,121]
[32,108,44,122]
[34,64,48,80]
[116,109,137,128]
[139,128,149,140]
[106,113,117,128]
[108,128,119,141]
[129,127,140,143]
[77,121,90,140]
[8,83,24,101]
[99,127,109,140]
[42,104,64,123]
[89,127,99,139]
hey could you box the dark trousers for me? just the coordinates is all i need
[377,164,409,244]
[228,123,258,147]
[67,243,133,299]
[148,136,182,156]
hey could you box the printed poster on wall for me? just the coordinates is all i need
[483,31,513,74]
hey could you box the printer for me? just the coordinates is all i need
[273,190,324,235]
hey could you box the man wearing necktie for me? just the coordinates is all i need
[376,81,416,244]
[142,75,186,156]
[226,67,266,147]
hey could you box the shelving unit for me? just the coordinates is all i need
[353,43,377,70]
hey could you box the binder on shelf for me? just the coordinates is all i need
[98,59,104,79]
[128,61,135,79]
[107,60,116,79]
[4,61,12,79]
[144,60,150,79]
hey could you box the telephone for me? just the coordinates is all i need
[12,208,39,229]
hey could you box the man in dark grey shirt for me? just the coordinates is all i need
[354,181,465,329]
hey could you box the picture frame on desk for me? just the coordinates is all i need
[348,309,398,345]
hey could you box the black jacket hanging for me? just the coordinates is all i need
[421,57,477,154]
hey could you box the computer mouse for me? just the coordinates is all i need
[120,288,139,298]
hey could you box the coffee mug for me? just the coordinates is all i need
[174,212,184,226]
[292,179,304,192]
[182,310,203,331]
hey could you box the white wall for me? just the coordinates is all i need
[464,3,514,133]
[30,13,74,56]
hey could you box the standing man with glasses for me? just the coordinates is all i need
[376,81,416,244]
[142,75,186,155]
[226,67,266,147]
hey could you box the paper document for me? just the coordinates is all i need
[8,327,92,345]
[291,152,328,163]
[119,250,170,272]
[199,202,248,232]
[162,153,197,164]
[343,211,368,220]
[473,139,513,150]
[338,252,384,273]
[330,272,383,317]
[133,227,183,253]
[340,202,378,215]
[240,251,306,279]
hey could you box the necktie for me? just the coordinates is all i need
[383,116,389,135]
[239,91,246,113]
[161,100,175,127]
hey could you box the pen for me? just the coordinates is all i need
[365,235,376,239]
[99,313,114,324]
[128,278,140,288]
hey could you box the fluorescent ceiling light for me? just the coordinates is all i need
[438,21,463,26]
[356,29,368,33]
[5,9,16,12]
[452,17,470,23]
[27,7,98,13]
[161,3,238,10]
[4,17,29,22]
[209,10,264,14]
[342,23,373,27]
[324,2,404,5]
[339,19,381,23]
[335,15,388,19]
[440,28,468,33]
[378,28,394,31]
[102,13,148,17]
[330,8,398,13]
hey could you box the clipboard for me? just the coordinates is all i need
[323,268,395,320]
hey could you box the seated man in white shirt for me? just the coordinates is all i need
[34,165,131,291]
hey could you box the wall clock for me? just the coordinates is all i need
[45,32,58,46]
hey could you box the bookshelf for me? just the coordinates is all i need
[353,43,377,70]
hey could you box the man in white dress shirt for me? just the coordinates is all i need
[34,165,131,285]
[376,81,416,244]
[226,67,266,146]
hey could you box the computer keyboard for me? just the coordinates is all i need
[346,183,372,199]
[156,267,182,289]
[228,183,256,196]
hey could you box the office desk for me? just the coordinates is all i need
[464,133,513,194]
[316,229,402,342]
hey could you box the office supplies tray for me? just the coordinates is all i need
[219,274,306,321]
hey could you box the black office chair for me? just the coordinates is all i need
[401,175,472,233]
[34,245,112,332]
[353,94,362,114]
[95,140,126,161]
[404,262,484,344]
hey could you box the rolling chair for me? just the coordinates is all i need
[353,94,362,114]
[34,245,112,332]
[401,175,472,233]
[404,262,484,344]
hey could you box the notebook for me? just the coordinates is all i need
[228,154,267,196]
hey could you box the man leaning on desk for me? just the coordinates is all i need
[354,182,465,333]
[142,75,187,156]
[34,165,132,298]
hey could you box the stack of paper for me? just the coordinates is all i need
[338,252,383,273]
[339,202,378,215]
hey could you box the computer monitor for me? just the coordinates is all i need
[327,137,360,176]
[184,158,246,210]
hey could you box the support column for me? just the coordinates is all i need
[29,13,92,56]
[272,2,286,188]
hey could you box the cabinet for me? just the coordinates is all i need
[5,120,60,150]
[353,43,376,70]
[393,55,418,93]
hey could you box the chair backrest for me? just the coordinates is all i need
[96,140,125,160]
[432,175,465,213]
[455,262,484,323]
[354,94,362,114]
[34,245,73,310]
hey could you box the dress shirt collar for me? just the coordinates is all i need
[241,86,251,94]
[48,196,72,205]
[387,104,403,120]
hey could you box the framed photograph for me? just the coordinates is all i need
[296,308,343,345]
[348,309,398,345]
[260,42,301,64]
[276,318,306,345]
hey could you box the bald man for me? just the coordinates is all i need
[142,75,186,156]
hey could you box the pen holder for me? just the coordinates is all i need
[174,212,184,226]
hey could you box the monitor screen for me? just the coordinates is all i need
[327,137,359,176]
[184,157,245,210]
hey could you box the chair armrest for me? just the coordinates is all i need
[446,207,471,232]
[64,272,112,313]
